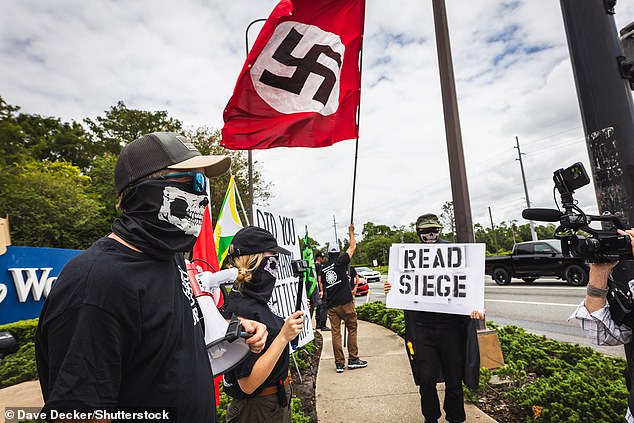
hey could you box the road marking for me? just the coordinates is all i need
[485,299,578,307]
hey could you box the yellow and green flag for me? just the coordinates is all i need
[214,176,243,267]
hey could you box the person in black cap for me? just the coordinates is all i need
[35,132,267,423]
[323,224,368,373]
[385,213,484,423]
[222,226,305,423]
[314,252,330,331]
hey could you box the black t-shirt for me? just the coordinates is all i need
[315,262,323,294]
[222,291,288,398]
[35,237,215,423]
[323,253,353,308]
[349,266,358,289]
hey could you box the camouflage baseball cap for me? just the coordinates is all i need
[416,213,443,229]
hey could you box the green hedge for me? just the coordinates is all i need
[0,319,39,388]
[356,301,629,422]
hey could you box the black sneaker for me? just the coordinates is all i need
[348,358,368,369]
[336,364,345,373]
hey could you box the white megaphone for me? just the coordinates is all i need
[186,265,250,377]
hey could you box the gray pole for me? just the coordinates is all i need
[431,0,474,243]
[560,0,634,281]
[244,18,266,224]
[515,136,537,241]
[332,214,338,247]
[488,206,499,252]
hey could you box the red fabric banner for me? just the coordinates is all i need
[222,0,365,149]
[192,204,220,274]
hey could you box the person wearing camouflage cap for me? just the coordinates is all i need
[416,213,443,244]
[385,213,485,423]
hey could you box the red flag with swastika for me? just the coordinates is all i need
[221,0,365,150]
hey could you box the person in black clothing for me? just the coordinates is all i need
[314,252,330,331]
[385,213,484,423]
[222,226,305,423]
[323,224,368,373]
[35,132,267,423]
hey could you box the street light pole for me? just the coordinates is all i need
[244,18,266,225]
[431,0,474,243]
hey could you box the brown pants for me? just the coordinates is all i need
[328,300,359,365]
[225,390,291,423]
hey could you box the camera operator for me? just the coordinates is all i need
[572,228,634,422]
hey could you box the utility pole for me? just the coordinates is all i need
[488,206,499,252]
[332,214,338,247]
[514,136,537,241]
[560,0,634,282]
[432,0,474,243]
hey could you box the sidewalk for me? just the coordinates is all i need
[315,320,497,423]
[0,381,43,423]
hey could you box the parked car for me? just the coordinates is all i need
[354,266,381,283]
[354,277,369,296]
[485,239,589,286]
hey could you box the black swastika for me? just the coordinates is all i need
[260,27,342,106]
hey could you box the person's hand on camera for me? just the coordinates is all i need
[280,311,305,342]
[240,319,268,354]
[384,281,392,294]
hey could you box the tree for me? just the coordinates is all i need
[0,97,95,170]
[0,161,105,249]
[184,127,270,222]
[84,101,183,155]
[440,201,456,242]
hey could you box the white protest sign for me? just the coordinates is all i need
[386,243,485,315]
[253,206,314,347]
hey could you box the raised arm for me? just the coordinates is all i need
[346,224,356,258]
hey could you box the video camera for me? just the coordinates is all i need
[291,259,309,277]
[522,162,632,262]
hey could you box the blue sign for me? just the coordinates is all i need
[0,246,82,324]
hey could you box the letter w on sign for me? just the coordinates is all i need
[222,0,365,150]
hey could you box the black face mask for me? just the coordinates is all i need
[243,256,279,304]
[111,179,208,261]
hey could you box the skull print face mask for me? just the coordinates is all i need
[111,179,208,261]
[418,228,440,243]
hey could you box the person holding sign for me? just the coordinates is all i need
[323,224,368,373]
[223,226,305,423]
[385,213,484,423]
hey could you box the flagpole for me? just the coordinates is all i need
[245,18,266,225]
[350,7,366,226]
[234,178,250,226]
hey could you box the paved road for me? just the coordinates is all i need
[356,275,626,359]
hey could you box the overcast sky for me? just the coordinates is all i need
[2,0,634,246]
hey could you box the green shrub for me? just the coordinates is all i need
[0,318,38,347]
[0,342,37,388]
[0,319,39,388]
[357,302,630,422]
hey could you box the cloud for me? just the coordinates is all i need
[1,0,633,245]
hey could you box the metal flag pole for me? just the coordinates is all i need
[346,5,366,349]
[245,18,266,225]
[349,38,365,226]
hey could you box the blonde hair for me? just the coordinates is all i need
[228,250,265,292]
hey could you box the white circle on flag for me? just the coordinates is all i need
[251,21,345,116]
